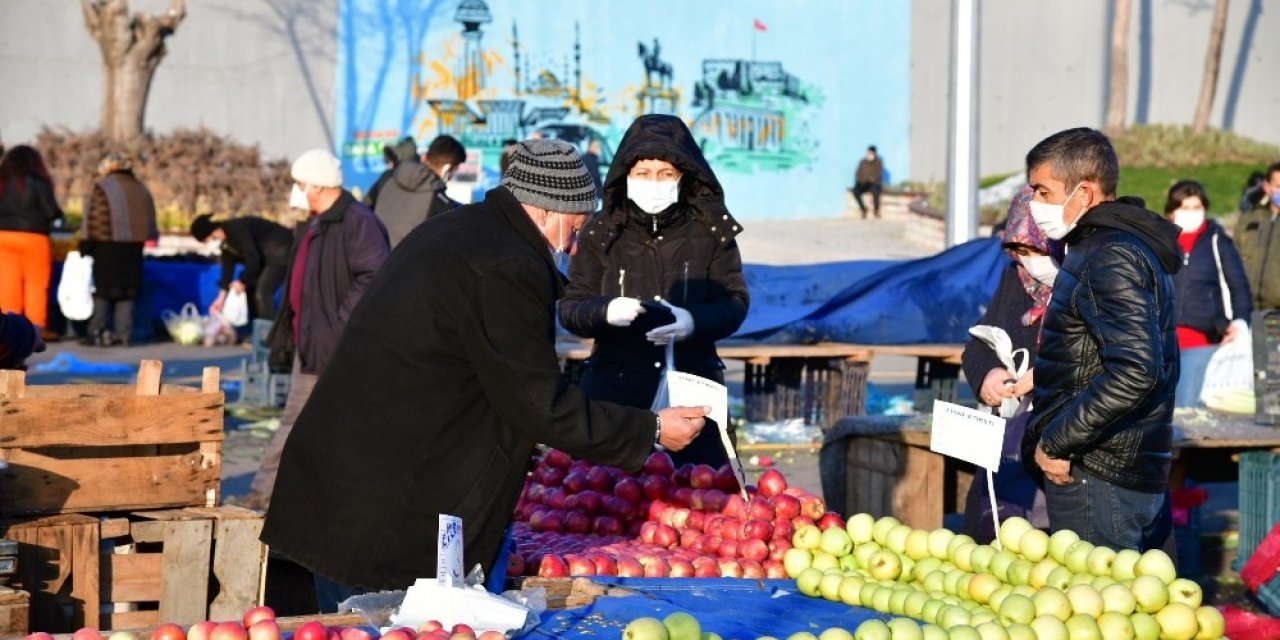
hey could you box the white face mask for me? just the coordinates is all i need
[1020,254,1059,286]
[289,184,311,210]
[1172,208,1206,232]
[1029,183,1083,240]
[627,177,680,214]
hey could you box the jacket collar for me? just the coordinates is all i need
[313,190,356,225]
[488,186,566,289]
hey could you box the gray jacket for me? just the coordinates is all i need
[373,162,458,247]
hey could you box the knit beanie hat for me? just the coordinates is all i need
[190,214,217,241]
[291,149,344,188]
[501,139,597,213]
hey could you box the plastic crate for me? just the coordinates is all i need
[1236,451,1280,568]
[1258,574,1280,617]
[239,360,290,408]
[1253,310,1280,424]
[1174,505,1202,580]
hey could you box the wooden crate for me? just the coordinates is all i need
[509,577,635,610]
[3,506,266,633]
[0,361,224,517]
[0,586,30,638]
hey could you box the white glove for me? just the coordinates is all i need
[606,297,646,327]
[646,299,694,345]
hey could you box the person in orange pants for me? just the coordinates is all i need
[0,146,62,333]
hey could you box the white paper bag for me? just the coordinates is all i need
[57,251,95,321]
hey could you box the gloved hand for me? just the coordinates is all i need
[606,297,646,327]
[646,299,694,344]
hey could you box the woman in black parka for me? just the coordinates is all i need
[560,115,750,467]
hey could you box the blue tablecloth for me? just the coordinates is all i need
[519,579,884,640]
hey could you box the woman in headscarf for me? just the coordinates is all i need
[559,115,750,468]
[960,186,1061,542]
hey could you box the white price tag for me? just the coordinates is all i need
[437,514,464,587]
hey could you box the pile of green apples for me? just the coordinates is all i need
[781,514,1225,640]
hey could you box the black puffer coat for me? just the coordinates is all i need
[559,115,749,466]
[1025,199,1182,494]
[1173,219,1251,340]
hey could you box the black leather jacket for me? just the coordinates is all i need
[1025,199,1182,494]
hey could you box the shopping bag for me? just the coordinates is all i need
[163,302,205,346]
[203,311,237,347]
[649,341,676,412]
[56,251,95,321]
[222,289,250,327]
[1200,326,1254,413]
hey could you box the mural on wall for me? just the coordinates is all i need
[335,0,908,218]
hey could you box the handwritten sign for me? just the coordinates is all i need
[929,400,1006,471]
[437,514,464,587]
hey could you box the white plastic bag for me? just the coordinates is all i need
[649,341,676,412]
[163,303,205,346]
[1200,326,1254,413]
[57,251,95,321]
[222,289,250,327]
[203,311,237,347]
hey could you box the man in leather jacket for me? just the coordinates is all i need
[1022,128,1181,551]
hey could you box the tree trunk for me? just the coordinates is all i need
[1104,0,1132,136]
[81,0,186,143]
[1194,0,1231,133]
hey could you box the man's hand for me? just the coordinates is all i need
[1035,445,1072,485]
[656,406,709,451]
[1013,368,1035,397]
[229,281,247,294]
[980,368,1017,407]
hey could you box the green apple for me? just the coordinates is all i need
[794,525,823,551]
[889,588,911,615]
[936,604,970,630]
[886,525,913,554]
[838,575,866,606]
[952,543,978,572]
[1011,585,1038,599]
[1018,528,1050,562]
[1029,615,1069,640]
[853,619,890,640]
[921,598,945,625]
[819,572,845,601]
[625,618,670,640]
[943,569,968,596]
[787,634,818,640]
[1065,613,1102,640]
[1130,612,1160,640]
[1101,583,1137,615]
[1063,540,1095,574]
[1069,572,1096,587]
[818,629,853,640]
[997,593,1036,626]
[915,556,943,580]
[903,529,931,561]
[796,567,824,597]
[959,600,983,613]
[969,545,997,574]
[998,516,1034,554]
[859,582,881,608]
[1168,578,1203,608]
[974,622,1009,640]
[867,549,903,581]
[663,612,701,640]
[1045,566,1073,591]
[927,528,955,560]
[1029,558,1061,589]
[1112,549,1141,581]
[1032,586,1072,622]
[839,554,861,573]
[1003,624,1036,640]
[872,517,901,545]
[988,550,1017,582]
[1085,546,1117,577]
[1131,575,1169,613]
[968,612,997,628]
[987,585,1013,611]
[784,548,814,578]
[956,574,973,599]
[901,556,918,582]
[820,528,855,557]
[920,624,948,640]
[1135,549,1177,585]
[1065,584,1103,618]
[1008,558,1036,586]
[813,552,840,572]
[947,534,977,560]
[1096,612,1135,640]
[871,586,894,613]
[904,590,931,619]
[887,617,923,640]
[1193,605,1224,640]
[1047,529,1081,564]
[855,541,883,569]
[923,570,947,593]
[967,573,1001,604]
[847,513,876,544]
[945,627,980,640]
[1089,575,1116,591]
[1153,602,1199,640]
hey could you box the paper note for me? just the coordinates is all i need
[929,400,1007,471]
[437,514,464,587]
[667,372,747,494]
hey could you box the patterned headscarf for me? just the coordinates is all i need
[1002,186,1063,326]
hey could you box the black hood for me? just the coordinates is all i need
[1068,197,1183,274]
[600,114,741,245]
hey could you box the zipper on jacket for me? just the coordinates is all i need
[618,267,626,298]
[682,260,690,305]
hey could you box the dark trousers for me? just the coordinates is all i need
[88,296,135,343]
[1043,465,1171,551]
[852,181,882,217]
[251,264,288,319]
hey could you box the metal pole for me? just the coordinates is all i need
[946,0,980,247]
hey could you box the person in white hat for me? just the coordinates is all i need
[236,148,390,510]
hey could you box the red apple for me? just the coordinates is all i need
[616,556,645,577]
[669,558,696,577]
[817,511,845,531]
[740,538,770,562]
[210,622,248,640]
[771,494,801,520]
[653,524,678,548]
[772,518,795,542]
[800,497,826,520]
[614,478,642,503]
[741,559,765,579]
[701,536,723,556]
[564,512,591,534]
[562,494,581,513]
[646,499,670,522]
[690,464,717,489]
[763,559,788,579]
[566,554,596,576]
[189,621,218,640]
[719,517,742,540]
[26,634,55,640]
[342,627,375,640]
[714,464,740,492]
[642,475,672,501]
[688,489,706,511]
[791,515,815,529]
[152,623,186,640]
[539,511,564,533]
[418,622,444,634]
[671,487,693,507]
[506,553,526,576]
[586,467,613,492]
[543,449,572,469]
[723,494,748,519]
[674,463,694,487]
[670,508,691,529]
[748,498,776,522]
[639,521,658,545]
[538,554,569,577]
[592,515,622,536]
[541,467,567,487]
[742,519,774,541]
[718,539,740,558]
[242,607,276,630]
[477,632,506,640]
[247,621,280,640]
[381,631,413,640]
[687,510,706,531]
[451,625,475,637]
[643,451,676,476]
[718,559,745,578]
[680,529,702,548]
[703,489,728,513]
[576,490,602,515]
[757,469,788,497]
[769,537,793,562]
[603,496,632,519]
[544,488,567,510]
[563,471,588,493]
[591,554,618,576]
[73,629,104,640]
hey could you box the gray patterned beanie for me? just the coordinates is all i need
[501,139,597,213]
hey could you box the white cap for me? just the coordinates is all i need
[291,148,343,188]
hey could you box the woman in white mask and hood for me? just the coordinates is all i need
[959,186,1061,542]
[1164,180,1252,408]
[559,114,750,468]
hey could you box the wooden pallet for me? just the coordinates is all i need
[2,506,266,633]
[0,361,224,517]
[0,587,30,638]
[510,577,636,610]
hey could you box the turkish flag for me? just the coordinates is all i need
[753,18,767,32]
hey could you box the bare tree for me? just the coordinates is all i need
[81,0,187,143]
[1193,0,1231,133]
[1104,0,1132,136]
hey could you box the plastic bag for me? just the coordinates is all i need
[649,341,676,412]
[222,289,250,327]
[57,251,95,321]
[163,303,205,346]
[203,311,237,347]
[1200,326,1253,413]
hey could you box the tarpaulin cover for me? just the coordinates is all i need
[734,237,1007,344]
[518,578,885,640]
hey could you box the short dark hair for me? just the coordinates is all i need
[1164,180,1209,215]
[868,145,877,153]
[426,135,466,167]
[190,213,219,241]
[1267,161,1280,182]
[1025,127,1120,197]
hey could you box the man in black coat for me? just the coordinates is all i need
[190,214,294,319]
[1023,128,1180,551]
[261,139,708,608]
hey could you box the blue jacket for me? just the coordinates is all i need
[1174,219,1252,340]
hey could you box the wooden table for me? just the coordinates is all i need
[556,339,963,428]
[826,413,1280,530]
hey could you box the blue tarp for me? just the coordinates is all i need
[733,238,1007,344]
[519,578,884,640]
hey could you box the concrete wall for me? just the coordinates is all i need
[0,0,337,161]
[910,0,1280,184]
